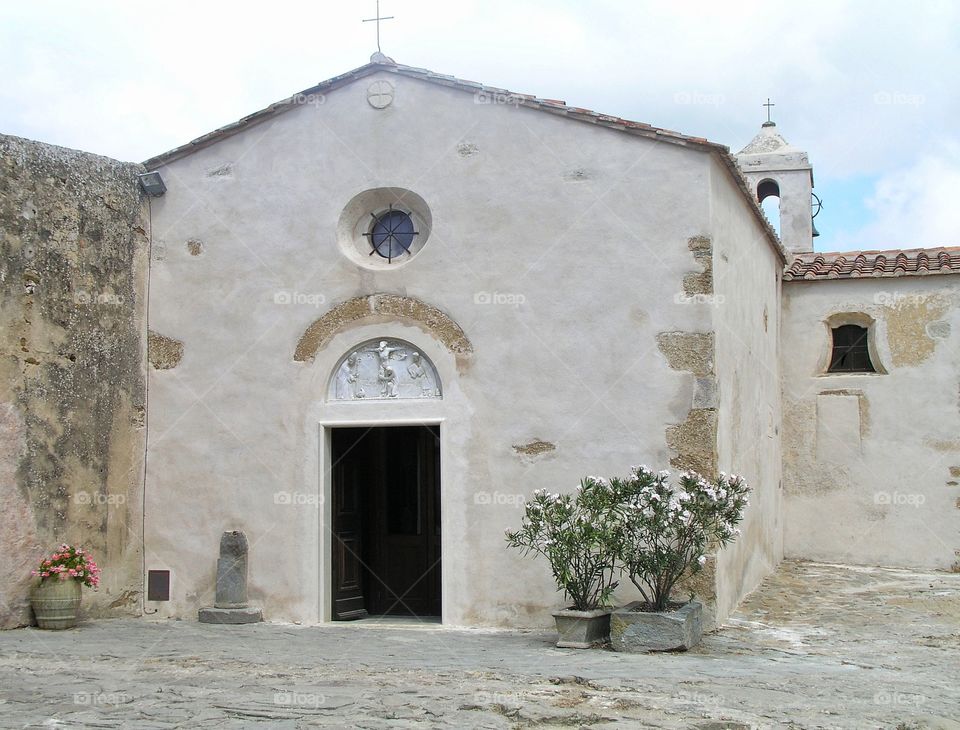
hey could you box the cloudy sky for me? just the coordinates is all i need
[2,0,957,252]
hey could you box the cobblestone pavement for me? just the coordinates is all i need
[1,560,958,729]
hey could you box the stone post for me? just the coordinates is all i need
[214,531,249,609]
[198,530,262,624]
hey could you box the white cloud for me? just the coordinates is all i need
[830,142,960,250]
[1,0,958,250]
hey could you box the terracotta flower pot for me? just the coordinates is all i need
[551,607,611,648]
[610,600,703,652]
[31,578,82,630]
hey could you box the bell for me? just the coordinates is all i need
[812,219,820,238]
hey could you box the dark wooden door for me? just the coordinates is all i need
[331,428,370,620]
[367,426,441,617]
[331,426,441,620]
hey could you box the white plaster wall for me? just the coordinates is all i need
[739,168,813,255]
[782,277,960,570]
[144,70,728,626]
[708,158,785,623]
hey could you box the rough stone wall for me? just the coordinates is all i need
[782,276,960,570]
[0,134,148,628]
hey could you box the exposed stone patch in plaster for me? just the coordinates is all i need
[818,388,870,439]
[659,328,717,479]
[206,163,233,178]
[781,398,850,494]
[456,143,478,157]
[108,589,141,608]
[148,331,184,370]
[294,294,473,362]
[682,235,713,296]
[884,294,948,368]
[666,408,718,477]
[693,377,718,409]
[656,332,714,377]
[186,239,204,256]
[512,439,556,457]
[926,439,960,453]
[949,467,960,479]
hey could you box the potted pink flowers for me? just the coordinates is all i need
[30,544,101,629]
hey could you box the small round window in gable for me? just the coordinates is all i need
[336,188,432,270]
[364,207,419,262]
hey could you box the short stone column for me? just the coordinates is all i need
[198,530,262,624]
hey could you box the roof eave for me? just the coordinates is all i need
[139,60,786,260]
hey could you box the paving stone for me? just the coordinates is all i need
[0,561,958,728]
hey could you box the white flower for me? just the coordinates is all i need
[697,555,707,566]
[657,470,670,479]
[534,488,546,496]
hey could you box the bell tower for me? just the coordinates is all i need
[736,110,815,254]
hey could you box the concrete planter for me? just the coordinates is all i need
[552,607,611,648]
[31,578,82,630]
[610,600,703,652]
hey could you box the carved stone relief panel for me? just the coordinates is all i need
[329,339,442,401]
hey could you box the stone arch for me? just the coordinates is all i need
[293,294,473,362]
[756,177,781,203]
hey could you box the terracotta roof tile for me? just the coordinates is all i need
[783,247,960,281]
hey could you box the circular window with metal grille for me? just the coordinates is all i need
[365,207,419,262]
[336,188,432,270]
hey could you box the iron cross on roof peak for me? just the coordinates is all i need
[363,1,395,53]
[763,97,776,126]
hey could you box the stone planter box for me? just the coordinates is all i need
[552,607,611,648]
[610,600,703,652]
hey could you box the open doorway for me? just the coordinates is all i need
[330,425,441,620]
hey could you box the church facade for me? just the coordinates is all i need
[1,55,957,629]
